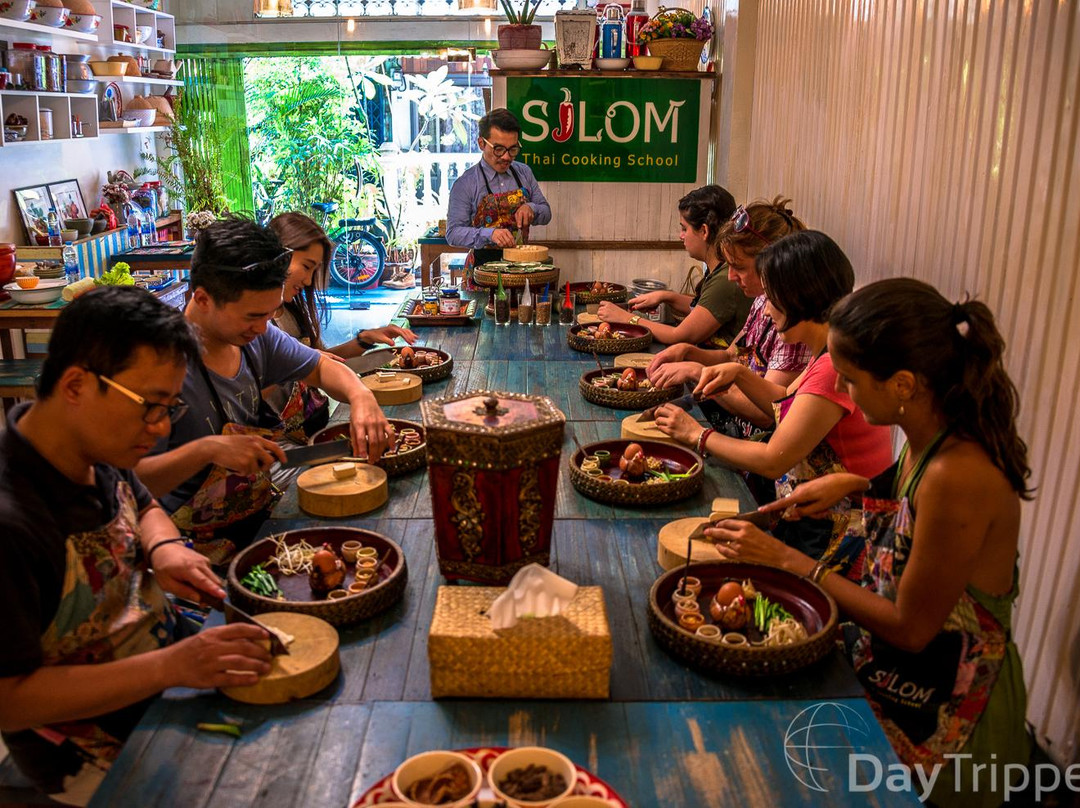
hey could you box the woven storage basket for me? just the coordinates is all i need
[646,37,705,71]
[127,94,174,125]
[647,561,839,676]
[570,283,629,305]
[429,586,612,699]
[226,527,407,627]
[360,348,453,383]
[473,265,560,290]
[568,325,653,355]
[310,419,427,477]
[579,370,681,410]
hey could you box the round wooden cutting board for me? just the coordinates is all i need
[621,412,680,446]
[361,372,422,405]
[577,312,601,325]
[220,612,340,705]
[614,353,654,369]
[297,462,388,517]
[657,517,726,570]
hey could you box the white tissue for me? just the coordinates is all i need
[488,564,579,630]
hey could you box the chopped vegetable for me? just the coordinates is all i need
[753,593,794,633]
[241,563,282,598]
[197,722,242,738]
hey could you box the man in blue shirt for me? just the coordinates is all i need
[446,107,552,260]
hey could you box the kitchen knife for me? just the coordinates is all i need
[344,346,398,376]
[639,392,698,423]
[280,438,352,469]
[688,509,783,541]
[207,597,290,656]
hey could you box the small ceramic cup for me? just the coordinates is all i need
[597,474,613,483]
[695,624,722,642]
[356,557,378,572]
[341,540,362,563]
[593,450,611,460]
[584,468,602,477]
[721,632,749,646]
[354,571,374,585]
[674,599,701,619]
[327,589,349,600]
[676,576,702,598]
[679,612,705,631]
[671,589,698,607]
[348,581,368,595]
[584,454,600,464]
[356,546,378,559]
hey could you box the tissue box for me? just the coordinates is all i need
[429,585,612,699]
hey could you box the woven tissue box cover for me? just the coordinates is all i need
[429,585,612,699]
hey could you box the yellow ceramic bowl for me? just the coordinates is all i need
[88,61,127,76]
[633,55,664,71]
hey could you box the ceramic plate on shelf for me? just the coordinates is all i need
[491,49,553,70]
[595,57,631,70]
[101,82,123,121]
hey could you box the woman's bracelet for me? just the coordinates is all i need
[355,331,375,349]
[809,560,835,585]
[146,537,191,569]
[695,427,715,455]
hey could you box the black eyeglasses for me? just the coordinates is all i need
[481,137,521,158]
[730,206,771,245]
[217,250,294,274]
[94,372,188,425]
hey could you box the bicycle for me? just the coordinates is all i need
[310,200,387,290]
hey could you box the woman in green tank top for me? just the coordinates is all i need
[706,278,1033,807]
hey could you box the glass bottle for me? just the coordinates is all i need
[626,0,649,57]
[559,281,575,324]
[494,269,510,325]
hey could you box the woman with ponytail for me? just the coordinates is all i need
[709,278,1033,806]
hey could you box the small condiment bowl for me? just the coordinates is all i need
[721,632,749,646]
[596,474,613,483]
[584,468,602,477]
[356,557,378,571]
[695,624,722,642]
[341,540,362,563]
[676,576,702,598]
[488,746,577,808]
[327,589,349,600]
[391,750,483,807]
[674,599,701,619]
[583,455,600,464]
[348,581,368,594]
[671,589,697,606]
[679,612,706,631]
[356,546,378,559]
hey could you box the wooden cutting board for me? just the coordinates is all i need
[656,499,741,570]
[297,462,388,517]
[577,312,601,325]
[220,612,340,705]
[621,412,680,446]
[360,372,422,405]
[614,353,654,369]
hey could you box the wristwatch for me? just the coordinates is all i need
[628,314,641,325]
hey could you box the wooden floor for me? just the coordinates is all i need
[89,297,919,808]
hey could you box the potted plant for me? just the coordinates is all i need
[636,7,714,71]
[498,0,542,50]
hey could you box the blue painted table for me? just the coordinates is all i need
[89,306,919,808]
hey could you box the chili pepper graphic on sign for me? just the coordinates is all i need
[551,87,574,143]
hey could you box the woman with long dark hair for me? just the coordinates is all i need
[712,278,1033,807]
[596,185,751,347]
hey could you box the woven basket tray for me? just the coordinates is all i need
[569,282,629,305]
[568,323,653,355]
[309,419,427,477]
[646,36,706,70]
[569,439,703,506]
[579,368,682,410]
[360,347,453,383]
[227,527,407,627]
[472,265,560,290]
[647,561,839,676]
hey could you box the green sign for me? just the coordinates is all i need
[505,77,701,183]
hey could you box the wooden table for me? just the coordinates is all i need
[90,298,919,808]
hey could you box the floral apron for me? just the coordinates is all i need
[842,431,1009,767]
[463,163,532,289]
[35,481,178,771]
[169,348,285,565]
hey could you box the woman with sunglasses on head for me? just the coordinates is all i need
[266,213,417,441]
[709,278,1033,807]
[654,231,893,559]
[648,197,812,436]
[595,185,752,348]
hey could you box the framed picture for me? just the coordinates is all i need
[47,179,89,221]
[12,184,52,244]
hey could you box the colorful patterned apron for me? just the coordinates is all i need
[842,431,1009,767]
[463,163,532,289]
[272,314,330,443]
[169,349,285,564]
[35,481,178,771]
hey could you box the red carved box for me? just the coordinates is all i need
[421,390,566,583]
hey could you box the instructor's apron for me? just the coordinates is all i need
[463,163,532,288]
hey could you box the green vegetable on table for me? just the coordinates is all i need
[753,593,794,633]
[241,563,282,598]
[96,261,135,287]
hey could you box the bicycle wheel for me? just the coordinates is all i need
[329,228,386,289]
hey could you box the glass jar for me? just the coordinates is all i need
[38,46,63,93]
[422,289,439,316]
[5,44,45,91]
[438,288,462,316]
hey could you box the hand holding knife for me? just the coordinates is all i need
[639,391,700,423]
[204,596,290,656]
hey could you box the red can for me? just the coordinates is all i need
[0,244,16,287]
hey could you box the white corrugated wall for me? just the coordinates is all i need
[730,0,1080,766]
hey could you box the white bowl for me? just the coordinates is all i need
[0,0,35,21]
[28,4,67,26]
[65,12,101,32]
[124,109,156,127]
[4,279,66,305]
[391,750,483,807]
[488,747,577,808]
[594,57,631,71]
[135,24,154,43]
[492,49,553,70]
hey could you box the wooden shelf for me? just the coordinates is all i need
[99,125,169,134]
[90,75,183,87]
[0,18,100,42]
[0,90,96,99]
[103,39,176,56]
[111,0,174,21]
[489,68,716,79]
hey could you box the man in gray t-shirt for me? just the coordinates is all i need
[137,216,391,525]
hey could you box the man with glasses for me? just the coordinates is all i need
[446,107,552,266]
[0,287,272,805]
[134,216,392,560]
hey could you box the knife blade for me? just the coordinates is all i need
[344,346,398,376]
[688,509,782,541]
[207,598,290,656]
[639,392,698,423]
[280,438,351,469]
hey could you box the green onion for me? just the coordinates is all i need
[197,723,242,738]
